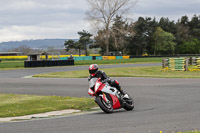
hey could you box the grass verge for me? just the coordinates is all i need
[33,66,200,79]
[0,93,96,118]
[75,58,162,65]
[0,58,162,70]
[0,61,24,69]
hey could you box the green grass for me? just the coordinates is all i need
[33,66,200,79]
[0,58,162,70]
[0,94,96,118]
[0,61,24,69]
[0,59,26,61]
[75,58,162,65]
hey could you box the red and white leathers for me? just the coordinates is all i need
[88,64,124,95]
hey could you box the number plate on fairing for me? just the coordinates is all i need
[101,85,118,95]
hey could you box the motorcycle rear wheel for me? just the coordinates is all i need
[96,94,113,113]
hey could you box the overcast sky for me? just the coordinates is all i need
[0,0,199,43]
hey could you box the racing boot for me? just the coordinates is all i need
[117,85,130,100]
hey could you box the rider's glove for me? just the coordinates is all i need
[101,79,107,83]
[102,78,111,83]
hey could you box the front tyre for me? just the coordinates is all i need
[96,94,113,113]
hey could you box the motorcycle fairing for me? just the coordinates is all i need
[110,94,121,109]
[101,84,121,109]
[101,83,118,96]
[88,88,94,96]
[88,78,122,109]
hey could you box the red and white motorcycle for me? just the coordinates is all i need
[88,78,134,113]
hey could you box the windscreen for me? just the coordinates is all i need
[89,78,98,88]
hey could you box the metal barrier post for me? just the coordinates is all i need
[162,58,168,68]
[185,57,189,71]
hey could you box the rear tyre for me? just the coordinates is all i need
[96,94,113,113]
[123,91,134,111]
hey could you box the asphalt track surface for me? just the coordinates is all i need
[0,63,200,133]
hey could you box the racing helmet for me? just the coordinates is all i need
[89,64,99,76]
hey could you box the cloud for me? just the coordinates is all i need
[0,20,90,42]
[133,0,200,21]
[0,0,199,43]
[0,0,89,42]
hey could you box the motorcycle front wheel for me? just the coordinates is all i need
[96,94,113,113]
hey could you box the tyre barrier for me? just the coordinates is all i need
[163,57,200,71]
[24,60,74,67]
[168,58,185,71]
[163,58,186,71]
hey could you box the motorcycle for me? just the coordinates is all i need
[88,77,134,113]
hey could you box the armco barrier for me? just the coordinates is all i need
[116,56,123,59]
[96,56,103,60]
[60,57,69,60]
[84,56,93,60]
[24,60,74,67]
[108,56,116,60]
[102,56,117,60]
[102,56,109,60]
[74,57,84,60]
[74,56,93,60]
[0,55,130,61]
[122,56,129,59]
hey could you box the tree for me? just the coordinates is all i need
[86,0,138,55]
[188,15,200,39]
[153,27,176,55]
[178,38,200,54]
[92,28,117,55]
[9,45,32,55]
[110,15,130,55]
[91,16,132,55]
[64,40,84,56]
[180,15,189,26]
[64,30,93,56]
[92,29,107,54]
[78,30,93,56]
[47,46,55,53]
[126,17,149,55]
[159,17,176,34]
[175,15,192,54]
[144,17,158,55]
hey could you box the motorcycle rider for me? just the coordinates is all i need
[88,64,125,96]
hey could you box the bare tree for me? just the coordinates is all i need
[86,0,138,55]
[110,15,136,55]
[8,45,32,55]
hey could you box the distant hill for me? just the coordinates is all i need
[0,39,77,51]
